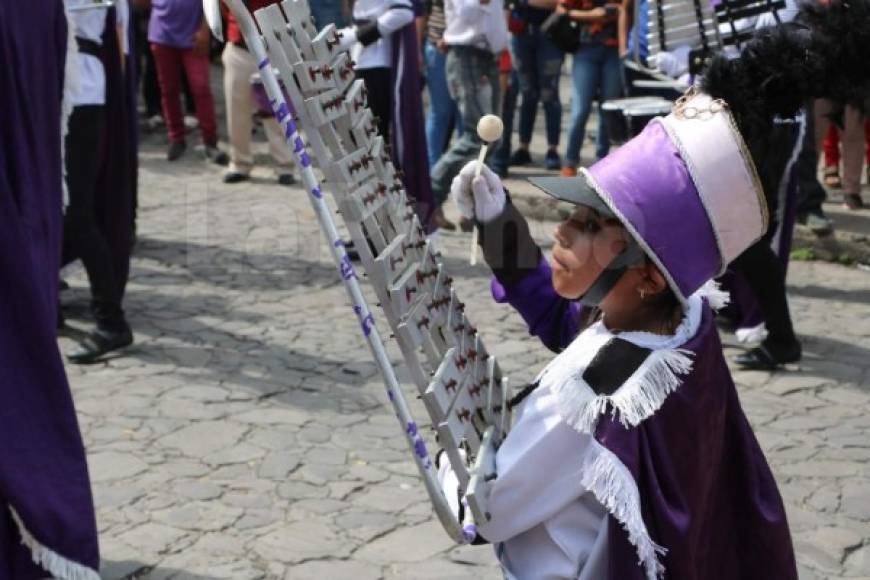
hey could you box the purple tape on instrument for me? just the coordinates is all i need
[258,57,270,69]
[353,305,375,337]
[310,186,322,199]
[463,524,477,542]
[406,421,418,436]
[300,152,312,168]
[338,255,356,280]
[293,136,305,154]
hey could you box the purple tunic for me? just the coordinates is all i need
[490,253,797,579]
[0,1,99,578]
[148,0,203,48]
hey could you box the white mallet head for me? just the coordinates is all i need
[477,115,504,143]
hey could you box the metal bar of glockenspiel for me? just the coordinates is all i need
[216,0,473,544]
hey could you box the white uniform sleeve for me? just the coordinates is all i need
[477,390,595,543]
[377,4,415,36]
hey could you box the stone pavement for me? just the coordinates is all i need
[57,86,869,580]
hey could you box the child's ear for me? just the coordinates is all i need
[644,263,669,296]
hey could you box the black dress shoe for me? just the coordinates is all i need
[223,171,250,184]
[734,342,801,371]
[67,327,133,365]
[277,173,296,186]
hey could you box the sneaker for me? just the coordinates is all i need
[797,210,834,236]
[277,173,296,186]
[560,166,578,177]
[843,192,865,210]
[167,141,187,161]
[146,114,164,131]
[204,145,229,166]
[223,171,250,184]
[545,150,561,171]
[509,148,532,166]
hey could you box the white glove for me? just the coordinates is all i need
[450,161,507,224]
[337,27,357,51]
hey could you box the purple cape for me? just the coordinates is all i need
[389,1,435,229]
[491,256,797,579]
[0,1,100,578]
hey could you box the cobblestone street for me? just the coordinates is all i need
[54,111,870,579]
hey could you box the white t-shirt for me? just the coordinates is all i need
[66,0,129,106]
[443,0,509,54]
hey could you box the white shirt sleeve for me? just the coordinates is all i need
[377,5,415,36]
[477,389,597,543]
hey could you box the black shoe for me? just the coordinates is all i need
[277,173,296,186]
[797,210,834,236]
[509,148,532,166]
[223,171,250,184]
[67,326,133,365]
[544,150,561,171]
[167,141,187,161]
[734,341,801,371]
[204,145,229,166]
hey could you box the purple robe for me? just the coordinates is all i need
[491,256,797,579]
[0,1,100,578]
[389,0,435,229]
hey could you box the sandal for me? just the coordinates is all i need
[822,166,842,188]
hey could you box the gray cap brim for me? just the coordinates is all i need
[528,176,615,218]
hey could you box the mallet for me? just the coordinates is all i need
[470,114,504,265]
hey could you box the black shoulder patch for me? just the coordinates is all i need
[582,338,652,395]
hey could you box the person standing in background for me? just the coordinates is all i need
[339,0,435,230]
[62,0,136,363]
[558,0,623,177]
[504,0,564,171]
[221,0,297,185]
[430,0,509,212]
[148,0,228,163]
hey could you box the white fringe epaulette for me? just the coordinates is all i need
[697,279,730,311]
[10,506,100,580]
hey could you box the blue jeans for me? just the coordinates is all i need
[310,1,346,29]
[424,40,462,170]
[511,26,564,147]
[566,44,623,165]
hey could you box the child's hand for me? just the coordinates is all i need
[450,161,506,224]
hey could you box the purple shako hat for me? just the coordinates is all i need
[535,88,768,304]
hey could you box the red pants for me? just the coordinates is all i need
[150,43,218,145]
[822,119,870,167]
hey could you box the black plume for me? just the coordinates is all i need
[701,0,870,146]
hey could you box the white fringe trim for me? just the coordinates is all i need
[581,446,666,580]
[697,279,730,312]
[9,506,100,580]
[552,347,694,433]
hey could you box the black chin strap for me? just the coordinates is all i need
[579,241,645,306]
